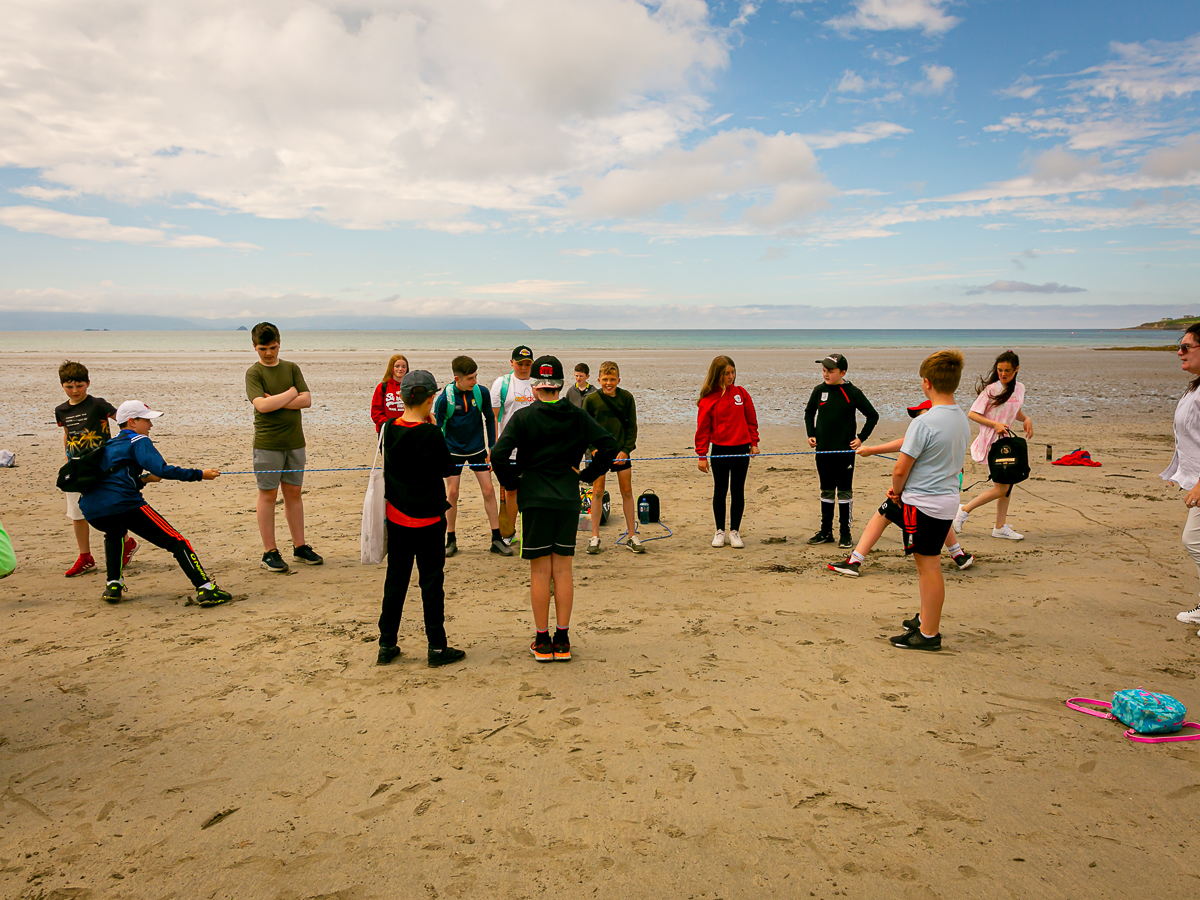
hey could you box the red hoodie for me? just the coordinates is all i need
[695,386,759,456]
[371,379,403,431]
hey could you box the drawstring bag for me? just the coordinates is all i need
[360,427,388,565]
[1067,689,1200,743]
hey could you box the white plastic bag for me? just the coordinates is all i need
[360,428,387,565]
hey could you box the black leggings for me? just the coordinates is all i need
[379,519,447,649]
[88,504,210,587]
[710,444,750,531]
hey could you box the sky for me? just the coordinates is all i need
[2,0,1200,328]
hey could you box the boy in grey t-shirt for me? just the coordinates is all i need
[887,350,971,652]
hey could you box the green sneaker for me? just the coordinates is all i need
[196,585,232,607]
[102,581,126,604]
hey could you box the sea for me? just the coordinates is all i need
[0,328,1173,353]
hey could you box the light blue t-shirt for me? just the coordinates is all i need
[900,403,971,518]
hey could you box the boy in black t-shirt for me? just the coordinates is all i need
[804,353,879,549]
[54,360,135,577]
[491,356,617,663]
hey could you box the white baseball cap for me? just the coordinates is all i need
[115,400,165,424]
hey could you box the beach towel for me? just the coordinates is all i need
[1052,448,1101,467]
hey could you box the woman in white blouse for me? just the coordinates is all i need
[1164,325,1200,629]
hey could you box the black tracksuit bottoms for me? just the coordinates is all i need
[88,504,211,587]
[379,519,448,649]
[711,443,750,531]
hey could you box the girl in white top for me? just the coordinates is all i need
[1163,325,1200,628]
[952,351,1033,540]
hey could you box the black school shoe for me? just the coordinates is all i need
[428,646,466,667]
[807,530,835,545]
[293,545,323,566]
[445,538,458,558]
[838,531,854,550]
[377,644,401,665]
[890,630,941,651]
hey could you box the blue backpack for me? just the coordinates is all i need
[1068,689,1200,744]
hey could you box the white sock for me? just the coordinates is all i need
[850,551,866,564]
[199,581,215,590]
[107,579,122,586]
[920,630,937,639]
[947,542,962,556]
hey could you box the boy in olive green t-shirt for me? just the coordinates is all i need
[245,322,322,573]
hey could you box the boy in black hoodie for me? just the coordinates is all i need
[805,353,879,549]
[491,356,617,663]
[376,370,466,668]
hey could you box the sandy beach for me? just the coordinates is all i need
[2,345,1199,899]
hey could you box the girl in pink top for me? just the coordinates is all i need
[695,356,760,549]
[952,351,1033,540]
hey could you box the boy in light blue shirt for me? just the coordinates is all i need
[887,349,971,651]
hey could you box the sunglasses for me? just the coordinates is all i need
[1180,342,1200,353]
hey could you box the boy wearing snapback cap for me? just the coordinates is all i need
[491,356,617,662]
[79,400,231,607]
[804,353,878,549]
[491,345,536,538]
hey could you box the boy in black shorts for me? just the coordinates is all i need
[805,353,878,549]
[433,355,511,558]
[828,400,973,576]
[491,356,617,662]
[884,350,971,651]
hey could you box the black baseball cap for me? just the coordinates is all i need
[400,370,438,404]
[530,355,564,389]
[817,353,848,371]
[511,345,533,362]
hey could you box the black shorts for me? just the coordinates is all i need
[451,451,489,472]
[520,508,577,560]
[610,457,632,471]
[816,451,855,492]
[878,498,952,557]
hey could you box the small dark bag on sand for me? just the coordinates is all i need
[56,446,114,494]
[988,435,1030,485]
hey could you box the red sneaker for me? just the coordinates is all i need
[122,537,139,568]
[65,554,96,577]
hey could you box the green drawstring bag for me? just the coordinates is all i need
[0,519,14,578]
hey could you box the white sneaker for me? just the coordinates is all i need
[712,530,725,548]
[1177,602,1200,624]
[992,524,1024,540]
[627,533,645,554]
[952,505,968,534]
[728,530,745,549]
[586,536,602,555]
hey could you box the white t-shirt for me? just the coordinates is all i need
[900,404,971,520]
[969,381,1025,463]
[490,373,535,436]
[1162,389,1200,491]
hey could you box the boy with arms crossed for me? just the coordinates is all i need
[433,355,512,558]
[491,345,536,539]
[55,360,136,576]
[246,322,322,573]
[583,361,644,554]
[805,353,878,549]
[886,350,971,651]
[491,356,617,662]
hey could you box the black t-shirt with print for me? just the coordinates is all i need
[55,395,117,458]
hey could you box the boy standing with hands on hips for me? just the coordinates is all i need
[246,322,323,573]
[805,353,878,549]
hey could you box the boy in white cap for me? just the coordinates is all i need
[79,400,231,607]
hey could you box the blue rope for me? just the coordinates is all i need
[222,448,895,476]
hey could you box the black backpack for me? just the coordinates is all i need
[987,435,1030,485]
[56,445,117,494]
[637,490,660,524]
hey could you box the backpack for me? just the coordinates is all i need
[988,434,1030,485]
[499,373,512,413]
[56,445,117,494]
[439,383,483,434]
[1068,690,1200,743]
[637,490,659,524]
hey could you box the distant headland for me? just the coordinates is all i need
[1125,315,1200,331]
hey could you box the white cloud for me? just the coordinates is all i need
[0,0,732,232]
[730,2,759,28]
[965,280,1086,295]
[918,64,954,95]
[1073,34,1200,104]
[1142,135,1200,178]
[802,121,911,150]
[999,75,1042,100]
[826,0,960,36]
[0,206,257,250]
[837,70,869,93]
[1029,147,1102,183]
[468,279,583,295]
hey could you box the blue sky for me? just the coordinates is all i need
[2,0,1200,328]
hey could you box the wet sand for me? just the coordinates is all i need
[1,346,1198,899]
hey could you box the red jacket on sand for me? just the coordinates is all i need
[371,380,403,431]
[695,386,759,456]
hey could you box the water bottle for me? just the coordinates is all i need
[638,495,650,524]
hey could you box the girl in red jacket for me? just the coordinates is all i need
[371,354,409,432]
[696,355,759,549]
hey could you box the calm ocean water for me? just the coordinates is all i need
[0,328,1175,353]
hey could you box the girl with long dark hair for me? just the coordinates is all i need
[695,356,759,549]
[953,350,1033,540]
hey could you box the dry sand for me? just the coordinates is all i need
[2,346,1199,899]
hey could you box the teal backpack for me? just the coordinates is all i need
[1068,689,1200,744]
[439,383,483,433]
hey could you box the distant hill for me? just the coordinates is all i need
[0,311,530,331]
[1126,315,1200,331]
